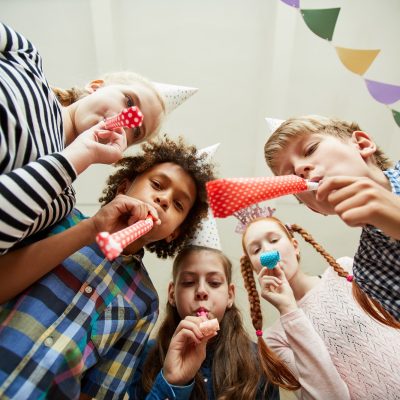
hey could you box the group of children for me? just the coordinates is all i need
[0,20,399,399]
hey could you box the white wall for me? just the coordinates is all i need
[3,1,399,397]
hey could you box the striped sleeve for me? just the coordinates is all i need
[0,22,77,253]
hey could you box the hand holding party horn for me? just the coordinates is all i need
[103,106,143,130]
[206,175,318,218]
[96,215,154,261]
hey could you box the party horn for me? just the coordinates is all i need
[206,175,318,218]
[260,250,280,269]
[96,216,154,261]
[103,106,143,130]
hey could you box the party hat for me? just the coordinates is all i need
[189,208,221,250]
[207,175,318,218]
[234,204,275,234]
[265,117,285,138]
[153,82,198,114]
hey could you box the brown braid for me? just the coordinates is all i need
[290,224,349,279]
[51,86,87,106]
[240,256,300,391]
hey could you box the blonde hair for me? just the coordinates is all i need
[52,71,166,140]
[264,115,392,173]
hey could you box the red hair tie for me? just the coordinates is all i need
[346,275,354,282]
[256,330,263,337]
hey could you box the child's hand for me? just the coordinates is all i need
[89,194,160,238]
[62,122,128,174]
[163,316,217,386]
[258,265,297,315]
[317,176,400,240]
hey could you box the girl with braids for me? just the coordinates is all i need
[128,245,280,399]
[241,215,400,400]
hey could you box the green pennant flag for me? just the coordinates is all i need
[391,109,400,128]
[301,8,340,41]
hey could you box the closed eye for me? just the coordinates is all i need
[304,143,318,157]
[209,281,223,288]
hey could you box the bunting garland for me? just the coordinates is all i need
[279,0,400,128]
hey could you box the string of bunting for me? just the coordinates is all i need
[280,0,400,128]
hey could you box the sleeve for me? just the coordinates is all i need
[265,309,350,400]
[128,341,194,400]
[0,22,78,253]
[80,310,158,400]
[0,153,77,254]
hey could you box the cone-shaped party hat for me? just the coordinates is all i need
[153,82,198,114]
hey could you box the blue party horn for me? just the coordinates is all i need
[260,250,280,269]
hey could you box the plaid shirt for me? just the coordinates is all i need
[353,161,400,319]
[0,209,159,399]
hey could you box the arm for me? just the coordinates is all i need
[266,309,350,400]
[317,176,400,240]
[259,266,350,400]
[0,195,160,303]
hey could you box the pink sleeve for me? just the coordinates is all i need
[265,308,350,400]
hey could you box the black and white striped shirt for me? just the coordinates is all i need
[0,22,77,254]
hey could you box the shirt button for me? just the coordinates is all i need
[204,378,208,382]
[44,337,54,346]
[84,286,93,294]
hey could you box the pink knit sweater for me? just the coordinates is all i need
[265,257,400,400]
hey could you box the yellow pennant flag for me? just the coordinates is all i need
[335,47,380,76]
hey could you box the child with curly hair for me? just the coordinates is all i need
[0,136,216,400]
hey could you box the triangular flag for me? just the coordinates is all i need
[365,79,400,105]
[301,8,340,41]
[335,47,380,76]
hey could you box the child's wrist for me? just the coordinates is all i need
[278,303,298,316]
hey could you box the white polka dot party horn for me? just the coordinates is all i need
[260,250,280,269]
[96,215,154,261]
[206,175,319,218]
[103,106,144,130]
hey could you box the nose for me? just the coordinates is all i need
[154,193,170,211]
[195,282,209,301]
[294,162,313,179]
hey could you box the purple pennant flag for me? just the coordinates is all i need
[280,0,299,8]
[365,79,400,105]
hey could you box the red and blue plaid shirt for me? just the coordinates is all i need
[0,209,159,399]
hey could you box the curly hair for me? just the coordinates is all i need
[99,136,217,258]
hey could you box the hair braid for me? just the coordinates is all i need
[291,223,349,278]
[240,256,300,391]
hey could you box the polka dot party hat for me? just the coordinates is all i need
[153,82,198,114]
[207,175,319,218]
[189,208,221,250]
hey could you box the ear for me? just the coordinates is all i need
[351,131,376,160]
[292,238,300,259]
[116,179,132,195]
[165,227,180,243]
[227,283,235,308]
[85,79,105,94]
[167,281,176,307]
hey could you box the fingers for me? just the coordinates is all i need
[174,317,205,344]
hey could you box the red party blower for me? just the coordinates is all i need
[96,215,154,261]
[206,175,319,218]
[103,106,143,130]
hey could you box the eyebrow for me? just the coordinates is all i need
[155,172,193,204]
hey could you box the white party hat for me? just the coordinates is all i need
[265,117,285,138]
[189,208,222,250]
[189,143,221,250]
[153,82,198,114]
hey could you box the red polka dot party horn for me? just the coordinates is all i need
[96,215,154,261]
[103,106,144,130]
[206,175,319,218]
